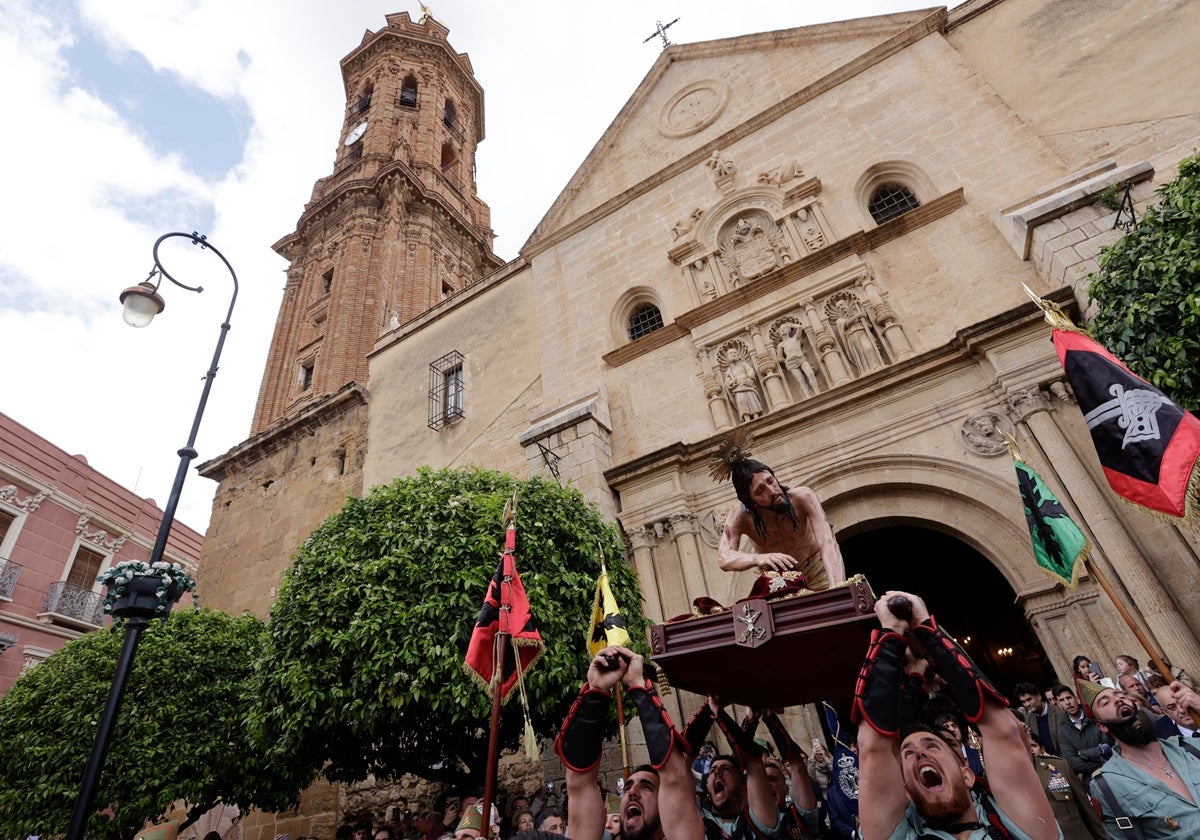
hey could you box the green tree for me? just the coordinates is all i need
[0,609,297,840]
[250,467,648,788]
[1088,153,1200,410]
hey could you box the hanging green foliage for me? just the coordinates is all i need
[1088,153,1200,411]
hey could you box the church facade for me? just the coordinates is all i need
[198,0,1200,821]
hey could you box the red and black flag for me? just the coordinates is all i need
[1026,286,1200,523]
[464,517,544,702]
[1053,329,1200,522]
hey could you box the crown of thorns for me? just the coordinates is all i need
[709,427,754,482]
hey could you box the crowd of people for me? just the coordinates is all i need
[330,457,1200,840]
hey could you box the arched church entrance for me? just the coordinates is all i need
[841,524,1058,699]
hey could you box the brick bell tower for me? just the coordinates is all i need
[198,11,502,616]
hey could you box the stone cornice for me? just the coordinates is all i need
[198,383,369,481]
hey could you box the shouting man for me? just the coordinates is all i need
[557,645,702,840]
[854,591,1059,840]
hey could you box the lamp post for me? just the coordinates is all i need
[66,231,239,840]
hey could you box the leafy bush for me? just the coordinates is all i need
[250,467,647,787]
[0,610,290,840]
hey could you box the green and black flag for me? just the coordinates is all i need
[1013,456,1090,588]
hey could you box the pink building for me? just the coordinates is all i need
[0,411,203,695]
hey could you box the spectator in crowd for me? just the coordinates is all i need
[425,796,462,840]
[697,699,781,840]
[806,740,833,801]
[1016,681,1067,756]
[508,811,534,837]
[1021,724,1105,839]
[603,792,622,840]
[452,806,483,840]
[1152,682,1199,738]
[1056,683,1113,789]
[535,809,564,836]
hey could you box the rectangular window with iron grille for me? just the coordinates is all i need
[429,350,465,430]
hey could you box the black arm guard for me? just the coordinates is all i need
[682,703,716,755]
[908,615,1007,723]
[554,682,610,773]
[762,710,803,762]
[627,679,688,769]
[716,708,764,763]
[851,629,907,737]
[898,672,929,731]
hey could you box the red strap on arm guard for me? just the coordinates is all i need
[554,681,611,773]
[908,616,1007,723]
[716,708,764,763]
[682,703,716,755]
[762,711,803,762]
[851,629,908,737]
[627,680,689,770]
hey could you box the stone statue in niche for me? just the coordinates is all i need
[776,322,820,397]
[698,271,718,302]
[723,350,764,423]
[829,294,884,375]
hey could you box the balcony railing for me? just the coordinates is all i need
[0,558,20,599]
[41,580,105,627]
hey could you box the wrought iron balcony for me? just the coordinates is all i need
[0,558,20,599]
[41,580,105,627]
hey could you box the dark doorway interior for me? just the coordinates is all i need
[841,525,1058,700]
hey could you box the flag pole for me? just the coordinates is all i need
[483,494,517,837]
[615,684,631,780]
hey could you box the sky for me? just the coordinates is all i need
[0,0,943,535]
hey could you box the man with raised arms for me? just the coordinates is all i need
[854,590,1060,840]
[556,645,703,840]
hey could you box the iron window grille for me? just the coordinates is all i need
[628,303,664,341]
[429,350,465,430]
[0,558,21,599]
[868,184,921,224]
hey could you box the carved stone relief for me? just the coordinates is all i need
[75,515,127,554]
[959,411,1015,457]
[706,149,738,194]
[716,211,787,286]
[659,80,730,139]
[0,485,45,513]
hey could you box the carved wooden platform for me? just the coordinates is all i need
[648,576,877,709]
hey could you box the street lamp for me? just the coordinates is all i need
[66,231,239,840]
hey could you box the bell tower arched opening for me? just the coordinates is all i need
[842,524,1058,697]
